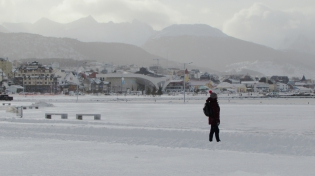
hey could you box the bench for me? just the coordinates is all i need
[45,113,68,119]
[76,114,101,120]
[2,103,11,105]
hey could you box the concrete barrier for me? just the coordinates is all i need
[45,113,68,119]
[76,114,101,120]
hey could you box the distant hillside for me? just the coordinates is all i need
[0,25,8,32]
[0,32,220,74]
[2,16,155,46]
[279,35,315,56]
[0,32,162,67]
[149,24,227,39]
[142,24,315,78]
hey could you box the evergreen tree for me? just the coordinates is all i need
[152,87,157,96]
[157,86,163,95]
[146,88,151,95]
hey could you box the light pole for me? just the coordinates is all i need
[183,62,192,103]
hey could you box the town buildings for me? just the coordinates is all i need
[13,61,58,93]
[0,58,313,95]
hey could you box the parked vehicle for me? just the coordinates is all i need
[266,92,279,97]
[0,94,13,101]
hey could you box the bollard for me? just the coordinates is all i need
[61,114,67,119]
[94,115,101,120]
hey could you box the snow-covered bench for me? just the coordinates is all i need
[2,103,11,105]
[45,113,68,119]
[76,114,101,120]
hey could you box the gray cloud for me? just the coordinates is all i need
[1,0,315,48]
[223,3,315,48]
[48,0,179,29]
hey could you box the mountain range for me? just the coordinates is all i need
[1,16,315,78]
[1,16,154,46]
[142,25,315,78]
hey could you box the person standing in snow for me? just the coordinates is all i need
[206,90,221,142]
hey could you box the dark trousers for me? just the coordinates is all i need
[209,124,220,142]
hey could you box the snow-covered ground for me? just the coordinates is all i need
[1,94,315,176]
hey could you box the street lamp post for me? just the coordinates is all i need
[183,62,192,103]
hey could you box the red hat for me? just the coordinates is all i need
[209,90,212,94]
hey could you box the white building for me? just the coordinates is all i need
[241,81,259,92]
[256,83,270,92]
[276,82,289,92]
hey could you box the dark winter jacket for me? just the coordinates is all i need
[206,97,220,125]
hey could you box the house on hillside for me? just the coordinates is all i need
[276,82,290,92]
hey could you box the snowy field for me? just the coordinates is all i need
[1,94,315,176]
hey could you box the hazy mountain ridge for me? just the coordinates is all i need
[279,35,315,55]
[1,20,315,78]
[149,24,228,39]
[2,16,155,46]
[142,32,315,78]
[0,32,163,67]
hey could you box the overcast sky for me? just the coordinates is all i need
[1,0,315,48]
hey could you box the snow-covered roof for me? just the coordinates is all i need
[169,80,183,83]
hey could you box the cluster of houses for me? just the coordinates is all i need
[0,58,314,95]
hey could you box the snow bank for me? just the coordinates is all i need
[31,101,54,107]
[6,106,18,113]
